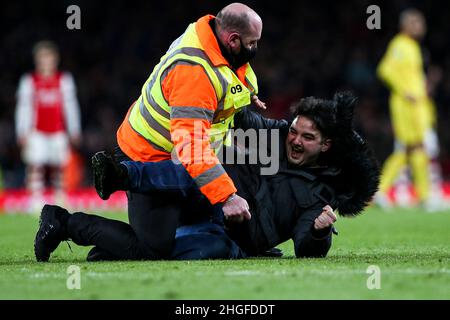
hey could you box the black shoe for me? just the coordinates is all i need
[259,247,283,258]
[34,204,70,262]
[86,247,120,262]
[92,151,129,200]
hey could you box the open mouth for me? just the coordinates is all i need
[290,146,303,159]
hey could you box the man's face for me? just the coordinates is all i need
[404,14,426,40]
[35,48,59,75]
[285,116,331,166]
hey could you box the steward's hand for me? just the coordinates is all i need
[314,205,337,230]
[251,95,267,110]
[222,193,251,223]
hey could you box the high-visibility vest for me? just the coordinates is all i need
[117,14,259,204]
[127,18,258,154]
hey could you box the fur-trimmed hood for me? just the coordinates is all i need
[329,131,380,216]
[329,92,380,216]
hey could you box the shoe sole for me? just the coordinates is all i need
[34,206,55,262]
[92,152,110,200]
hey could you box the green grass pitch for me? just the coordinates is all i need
[0,207,449,299]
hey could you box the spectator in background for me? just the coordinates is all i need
[375,9,434,209]
[15,41,81,212]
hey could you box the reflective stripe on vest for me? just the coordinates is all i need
[128,22,258,153]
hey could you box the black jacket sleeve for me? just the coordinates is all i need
[234,107,289,131]
[292,206,332,258]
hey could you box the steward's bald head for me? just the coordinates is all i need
[214,3,262,69]
[216,3,262,37]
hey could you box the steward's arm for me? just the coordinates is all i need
[163,62,236,204]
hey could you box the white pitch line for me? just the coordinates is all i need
[23,268,450,280]
[222,268,450,277]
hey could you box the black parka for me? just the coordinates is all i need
[223,108,380,258]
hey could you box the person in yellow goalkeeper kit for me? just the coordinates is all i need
[376,9,431,205]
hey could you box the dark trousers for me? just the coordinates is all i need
[66,146,247,260]
[117,159,248,259]
[67,147,242,260]
[119,157,259,257]
[172,221,245,260]
[66,192,242,260]
[67,190,185,259]
[65,146,210,260]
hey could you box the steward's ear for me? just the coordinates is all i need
[227,33,240,48]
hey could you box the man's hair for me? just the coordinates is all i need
[216,9,251,35]
[32,40,59,57]
[290,91,357,140]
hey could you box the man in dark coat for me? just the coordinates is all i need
[34,92,380,261]
[218,93,380,258]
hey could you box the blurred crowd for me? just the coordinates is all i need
[1,0,449,189]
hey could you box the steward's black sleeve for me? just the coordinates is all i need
[234,107,289,131]
[292,207,332,258]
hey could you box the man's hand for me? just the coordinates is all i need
[251,95,267,110]
[314,205,337,230]
[222,193,251,223]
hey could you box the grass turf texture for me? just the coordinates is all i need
[0,207,449,299]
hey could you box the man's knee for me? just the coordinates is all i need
[136,237,175,260]
[127,191,181,259]
[172,233,238,260]
[202,236,235,259]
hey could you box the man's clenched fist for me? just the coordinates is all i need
[314,205,337,230]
